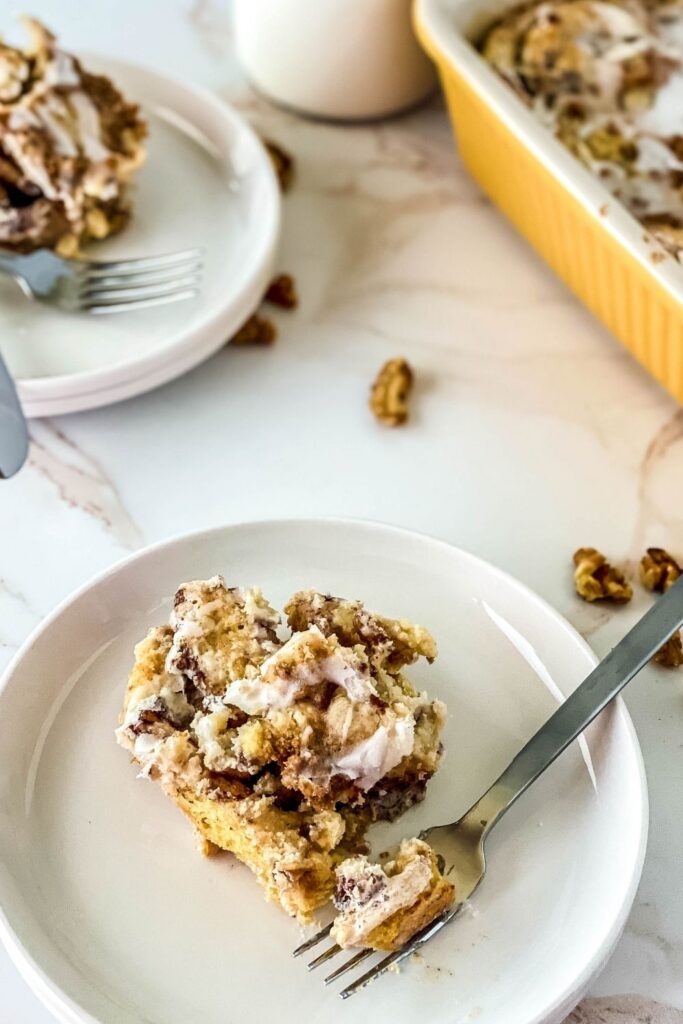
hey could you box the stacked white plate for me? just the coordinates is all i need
[5,58,280,417]
[0,520,647,1024]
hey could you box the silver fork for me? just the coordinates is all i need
[0,246,202,314]
[296,577,683,998]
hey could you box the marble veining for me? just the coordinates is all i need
[1,1,683,1021]
[568,995,683,1022]
[28,420,143,550]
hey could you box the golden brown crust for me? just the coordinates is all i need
[174,788,353,919]
[167,578,280,695]
[284,590,437,674]
[365,876,455,951]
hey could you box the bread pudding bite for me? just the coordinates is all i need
[331,838,455,951]
[116,578,447,921]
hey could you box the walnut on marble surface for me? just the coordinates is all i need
[572,547,633,603]
[654,632,683,669]
[640,547,681,593]
[265,273,298,309]
[230,314,277,346]
[264,139,294,191]
[369,358,414,427]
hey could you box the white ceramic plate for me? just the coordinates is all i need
[6,57,280,418]
[0,519,647,1024]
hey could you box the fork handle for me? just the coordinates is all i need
[469,577,683,833]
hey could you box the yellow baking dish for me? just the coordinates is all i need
[414,0,683,403]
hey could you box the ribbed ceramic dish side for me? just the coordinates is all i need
[415,2,683,404]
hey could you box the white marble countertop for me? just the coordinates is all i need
[2,2,683,1022]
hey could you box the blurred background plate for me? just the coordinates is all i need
[6,57,280,418]
[0,519,646,1024]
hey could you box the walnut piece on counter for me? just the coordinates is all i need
[230,314,277,346]
[640,547,681,593]
[653,632,683,668]
[264,139,294,191]
[369,358,414,427]
[265,273,298,309]
[572,547,633,603]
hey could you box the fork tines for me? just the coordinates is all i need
[293,906,459,999]
[77,248,203,313]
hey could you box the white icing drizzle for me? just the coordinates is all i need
[489,0,683,247]
[69,91,110,161]
[223,627,377,714]
[43,49,80,88]
[330,713,415,791]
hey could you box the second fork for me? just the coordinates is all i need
[0,246,203,314]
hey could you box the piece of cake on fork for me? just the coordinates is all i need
[330,838,455,951]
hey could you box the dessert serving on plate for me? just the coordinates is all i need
[0,18,147,254]
[330,838,455,951]
[480,0,683,261]
[116,577,449,929]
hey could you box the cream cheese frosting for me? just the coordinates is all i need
[222,627,377,714]
[331,712,415,791]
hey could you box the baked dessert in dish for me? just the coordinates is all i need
[331,838,455,951]
[0,18,146,254]
[116,578,447,921]
[480,0,683,262]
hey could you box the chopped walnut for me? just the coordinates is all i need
[265,273,298,309]
[264,139,294,191]
[640,547,681,593]
[230,314,277,346]
[654,632,683,668]
[369,358,414,428]
[572,547,633,603]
